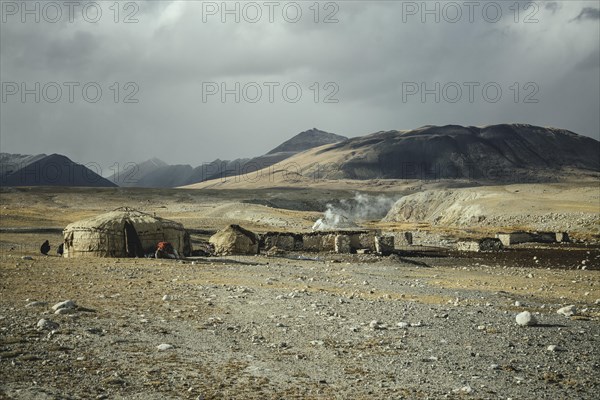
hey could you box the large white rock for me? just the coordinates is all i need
[37,318,59,331]
[515,311,537,326]
[26,301,48,308]
[55,308,76,315]
[52,300,76,311]
[557,305,576,317]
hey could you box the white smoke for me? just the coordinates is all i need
[312,193,398,231]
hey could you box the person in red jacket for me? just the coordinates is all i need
[155,241,179,259]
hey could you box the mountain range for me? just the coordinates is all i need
[186,124,600,189]
[310,124,599,181]
[109,128,347,188]
[2,124,598,188]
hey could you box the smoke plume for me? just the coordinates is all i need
[312,193,398,231]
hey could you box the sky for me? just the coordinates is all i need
[1,0,599,173]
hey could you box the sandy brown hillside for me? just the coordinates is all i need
[183,124,599,190]
[381,183,600,236]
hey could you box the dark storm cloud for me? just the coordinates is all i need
[545,2,560,14]
[1,1,598,172]
[573,7,600,21]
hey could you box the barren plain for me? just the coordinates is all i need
[1,185,599,399]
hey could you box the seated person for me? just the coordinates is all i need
[40,240,50,255]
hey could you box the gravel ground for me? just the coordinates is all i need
[1,248,599,399]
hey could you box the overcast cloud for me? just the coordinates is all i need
[1,1,599,173]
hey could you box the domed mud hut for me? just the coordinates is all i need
[62,207,191,258]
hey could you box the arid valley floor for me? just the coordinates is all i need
[1,185,599,399]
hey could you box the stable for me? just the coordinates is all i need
[62,207,191,258]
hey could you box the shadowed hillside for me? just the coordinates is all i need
[0,153,116,188]
[319,124,599,181]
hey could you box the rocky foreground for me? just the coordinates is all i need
[1,249,599,399]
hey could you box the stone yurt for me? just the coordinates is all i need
[209,224,258,255]
[62,207,191,258]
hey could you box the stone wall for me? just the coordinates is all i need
[457,238,503,252]
[260,230,394,254]
[260,232,302,251]
[349,232,377,252]
[496,231,570,246]
[375,236,395,255]
[392,231,413,247]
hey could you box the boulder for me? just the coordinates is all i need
[515,311,537,326]
[557,305,576,317]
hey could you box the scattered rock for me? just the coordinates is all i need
[157,343,174,351]
[21,256,33,260]
[547,345,559,352]
[162,295,172,301]
[26,301,48,308]
[52,300,76,311]
[456,385,473,394]
[516,311,537,326]
[396,322,409,329]
[514,301,522,307]
[266,246,284,257]
[36,318,59,331]
[55,308,76,315]
[557,305,576,317]
[369,320,386,330]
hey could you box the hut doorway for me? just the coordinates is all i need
[124,221,144,257]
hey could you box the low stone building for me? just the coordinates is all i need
[260,229,392,254]
[456,238,503,252]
